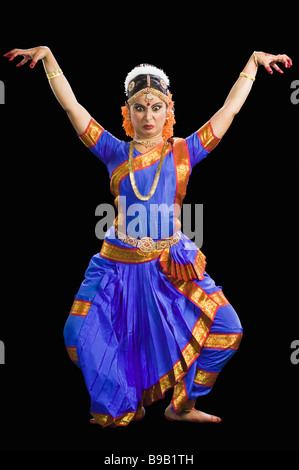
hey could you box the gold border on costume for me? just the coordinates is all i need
[100,240,162,263]
[209,290,229,306]
[69,299,92,316]
[66,346,79,362]
[159,247,206,281]
[171,377,189,412]
[78,118,104,148]
[110,142,172,198]
[204,333,243,350]
[194,368,219,387]
[165,276,218,322]
[197,122,221,152]
[172,137,191,211]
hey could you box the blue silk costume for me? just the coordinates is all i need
[63,118,243,427]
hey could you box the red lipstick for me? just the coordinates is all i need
[144,125,154,130]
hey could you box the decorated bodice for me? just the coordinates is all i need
[78,119,220,240]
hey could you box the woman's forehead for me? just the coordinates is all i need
[132,94,165,106]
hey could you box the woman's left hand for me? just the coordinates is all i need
[255,52,293,74]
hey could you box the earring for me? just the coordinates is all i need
[127,116,131,120]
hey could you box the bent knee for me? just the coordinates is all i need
[63,314,85,346]
[212,303,243,334]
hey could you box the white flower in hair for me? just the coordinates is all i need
[124,64,170,94]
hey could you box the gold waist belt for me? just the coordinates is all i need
[115,228,181,253]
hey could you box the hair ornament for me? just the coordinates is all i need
[128,81,135,92]
[124,64,170,95]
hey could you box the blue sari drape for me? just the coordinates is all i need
[63,119,243,427]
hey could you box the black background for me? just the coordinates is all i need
[0,6,298,458]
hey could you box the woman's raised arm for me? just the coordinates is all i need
[3,46,91,134]
[209,51,293,139]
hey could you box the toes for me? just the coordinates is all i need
[211,415,222,423]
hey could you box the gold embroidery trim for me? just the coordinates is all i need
[78,118,104,148]
[171,378,197,413]
[172,137,191,210]
[209,290,229,306]
[70,299,92,316]
[204,333,243,350]
[165,275,218,322]
[174,315,211,379]
[159,247,206,281]
[100,239,161,263]
[197,121,221,152]
[194,368,219,387]
[91,401,145,428]
[110,142,171,197]
[66,346,79,362]
[91,411,135,427]
[193,250,207,279]
[172,377,188,412]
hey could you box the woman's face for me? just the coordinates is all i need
[129,94,167,140]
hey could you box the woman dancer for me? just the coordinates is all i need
[4,47,292,427]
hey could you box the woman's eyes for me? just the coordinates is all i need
[134,105,162,112]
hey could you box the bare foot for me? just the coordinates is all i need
[164,404,221,423]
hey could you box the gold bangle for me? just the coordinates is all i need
[253,51,259,67]
[46,69,63,80]
[239,72,255,82]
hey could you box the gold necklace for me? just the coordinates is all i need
[128,141,168,201]
[133,137,164,148]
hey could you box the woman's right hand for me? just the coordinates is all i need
[4,45,91,134]
[3,46,50,69]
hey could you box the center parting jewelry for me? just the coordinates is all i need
[128,141,168,201]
